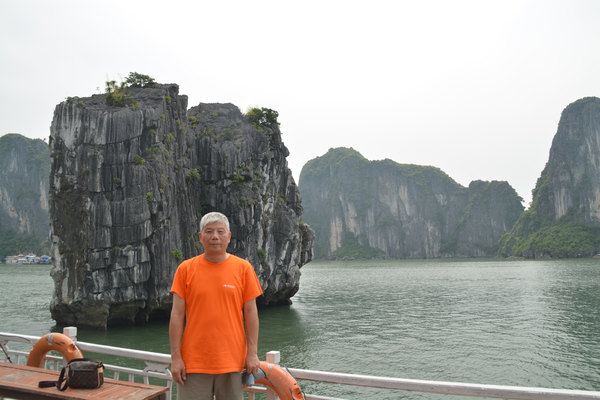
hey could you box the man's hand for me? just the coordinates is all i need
[245,351,260,376]
[171,357,187,385]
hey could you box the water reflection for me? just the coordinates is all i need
[258,305,312,369]
[539,260,600,390]
[0,264,55,337]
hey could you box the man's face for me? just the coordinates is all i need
[198,222,231,254]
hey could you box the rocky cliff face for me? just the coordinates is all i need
[537,97,600,223]
[500,97,600,258]
[0,134,50,255]
[49,83,313,328]
[299,148,523,259]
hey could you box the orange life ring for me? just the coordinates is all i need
[254,361,305,400]
[26,333,84,368]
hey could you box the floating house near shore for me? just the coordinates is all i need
[3,254,51,264]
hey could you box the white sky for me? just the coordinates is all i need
[2,0,600,206]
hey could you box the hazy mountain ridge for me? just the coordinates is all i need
[0,134,50,257]
[299,147,524,259]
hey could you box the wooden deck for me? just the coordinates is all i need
[0,361,168,400]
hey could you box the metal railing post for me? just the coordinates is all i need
[266,351,280,365]
[63,326,77,342]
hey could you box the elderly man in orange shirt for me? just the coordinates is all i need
[169,212,263,400]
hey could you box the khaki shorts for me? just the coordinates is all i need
[177,372,242,400]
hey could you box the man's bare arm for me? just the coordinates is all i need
[169,293,187,384]
[243,298,260,374]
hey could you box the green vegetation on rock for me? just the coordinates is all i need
[333,232,385,259]
[124,72,156,88]
[105,80,133,107]
[171,248,183,262]
[499,97,600,258]
[245,107,280,129]
[500,222,600,258]
[105,72,156,107]
[0,227,49,257]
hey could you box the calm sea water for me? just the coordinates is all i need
[1,259,600,399]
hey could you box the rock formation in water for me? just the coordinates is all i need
[0,134,50,256]
[299,148,523,259]
[49,82,313,329]
[499,97,600,258]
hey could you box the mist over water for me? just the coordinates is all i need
[2,259,600,399]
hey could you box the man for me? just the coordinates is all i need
[169,212,263,400]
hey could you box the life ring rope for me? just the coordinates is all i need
[26,333,84,368]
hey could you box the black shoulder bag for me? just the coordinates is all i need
[39,358,104,391]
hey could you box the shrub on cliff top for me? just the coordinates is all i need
[125,72,156,88]
[105,80,124,105]
[246,107,280,129]
[105,80,135,107]
[105,72,156,107]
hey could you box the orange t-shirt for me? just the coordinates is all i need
[170,254,263,374]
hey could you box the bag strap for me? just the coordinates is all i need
[38,365,68,390]
[56,366,69,391]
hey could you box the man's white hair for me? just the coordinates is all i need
[200,212,230,232]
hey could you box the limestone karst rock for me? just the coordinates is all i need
[0,134,50,256]
[299,148,523,259]
[500,97,600,258]
[49,83,313,328]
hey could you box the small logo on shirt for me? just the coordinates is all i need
[223,284,236,289]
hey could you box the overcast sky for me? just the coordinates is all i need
[2,0,600,205]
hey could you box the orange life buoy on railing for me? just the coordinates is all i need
[251,361,305,400]
[26,333,84,368]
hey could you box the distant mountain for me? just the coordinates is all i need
[499,97,600,258]
[299,147,524,259]
[0,133,50,257]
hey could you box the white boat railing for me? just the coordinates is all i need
[1,327,600,400]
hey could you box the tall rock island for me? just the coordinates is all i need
[49,82,313,328]
[0,134,50,256]
[299,148,523,259]
[500,97,600,258]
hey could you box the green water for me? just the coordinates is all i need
[1,259,600,399]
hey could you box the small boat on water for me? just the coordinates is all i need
[1,327,600,400]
